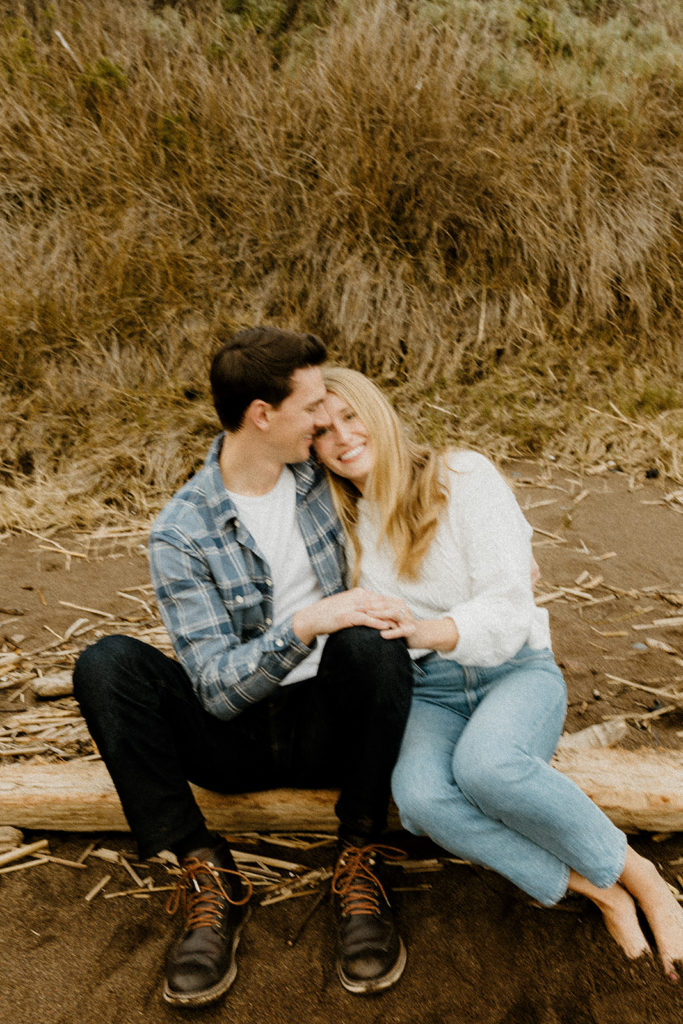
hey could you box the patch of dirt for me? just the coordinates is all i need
[0,461,681,1024]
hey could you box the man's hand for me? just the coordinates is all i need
[292,588,400,646]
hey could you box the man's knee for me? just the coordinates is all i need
[73,634,141,707]
[328,627,411,701]
[327,624,381,653]
[327,626,409,671]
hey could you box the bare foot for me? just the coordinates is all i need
[568,870,651,961]
[622,855,683,979]
[595,884,652,962]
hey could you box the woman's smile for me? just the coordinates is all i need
[314,393,374,491]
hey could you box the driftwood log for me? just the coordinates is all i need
[0,746,681,834]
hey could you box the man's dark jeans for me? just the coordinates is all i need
[73,627,413,859]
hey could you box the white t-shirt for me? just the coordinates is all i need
[228,468,326,684]
[353,450,552,667]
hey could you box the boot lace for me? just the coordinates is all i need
[332,844,405,918]
[166,856,252,932]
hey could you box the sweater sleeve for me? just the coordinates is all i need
[440,452,540,666]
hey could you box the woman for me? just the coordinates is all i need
[314,365,683,981]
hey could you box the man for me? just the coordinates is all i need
[73,326,413,1006]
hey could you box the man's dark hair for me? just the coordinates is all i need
[210,326,327,432]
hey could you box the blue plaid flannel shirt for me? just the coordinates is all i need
[149,435,346,720]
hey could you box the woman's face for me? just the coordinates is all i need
[314,392,374,492]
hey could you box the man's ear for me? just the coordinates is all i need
[244,399,274,432]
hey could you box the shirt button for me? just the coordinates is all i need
[265,617,272,626]
[236,595,244,604]
[275,639,284,648]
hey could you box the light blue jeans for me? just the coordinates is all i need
[391,645,627,906]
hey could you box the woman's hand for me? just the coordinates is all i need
[362,594,456,651]
[293,590,459,653]
[367,598,418,643]
[370,600,460,653]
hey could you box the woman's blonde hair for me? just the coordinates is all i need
[321,366,449,583]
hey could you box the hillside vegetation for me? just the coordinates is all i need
[0,0,681,530]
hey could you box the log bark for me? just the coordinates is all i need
[0,761,342,833]
[549,746,683,833]
[0,746,681,834]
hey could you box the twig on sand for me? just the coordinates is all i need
[286,887,329,946]
[84,875,111,902]
[59,601,116,620]
[0,839,49,868]
[0,857,50,875]
[605,674,683,707]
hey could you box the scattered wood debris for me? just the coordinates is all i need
[84,874,111,902]
[259,867,333,906]
[0,572,175,763]
[398,858,443,873]
[0,857,51,875]
[286,888,329,946]
[31,672,76,700]
[0,828,446,926]
[557,720,628,751]
[0,830,339,925]
[604,675,683,709]
[2,827,683,928]
[0,839,48,870]
[0,826,24,853]
[645,638,680,656]
[0,700,94,760]
[253,831,336,851]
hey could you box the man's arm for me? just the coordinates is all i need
[291,590,396,646]
[150,527,397,721]
[150,526,314,720]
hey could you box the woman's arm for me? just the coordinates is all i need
[369,452,544,663]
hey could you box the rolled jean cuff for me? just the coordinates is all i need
[539,863,572,908]
[589,828,628,892]
[540,829,627,908]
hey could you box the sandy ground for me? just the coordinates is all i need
[0,459,682,1024]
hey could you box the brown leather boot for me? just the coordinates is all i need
[332,840,406,994]
[163,840,251,1006]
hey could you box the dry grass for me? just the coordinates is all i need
[0,0,681,531]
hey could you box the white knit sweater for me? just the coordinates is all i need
[353,450,552,666]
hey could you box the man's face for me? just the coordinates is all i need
[266,366,331,464]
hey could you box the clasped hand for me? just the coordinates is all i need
[292,588,411,644]
[292,588,459,651]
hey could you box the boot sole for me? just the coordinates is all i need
[162,906,251,1006]
[337,937,407,995]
